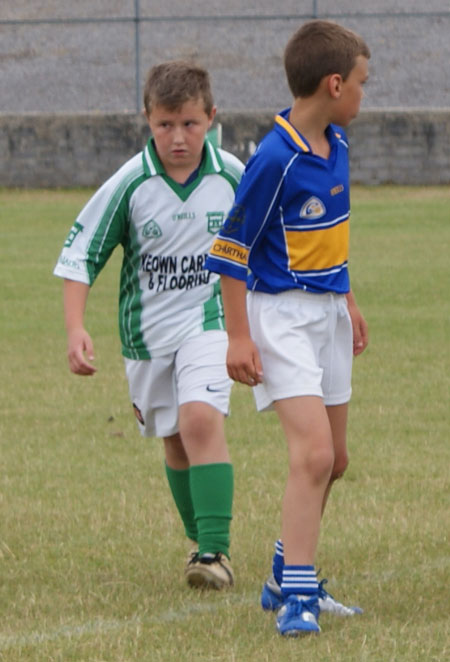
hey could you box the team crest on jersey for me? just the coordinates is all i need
[142,219,162,239]
[300,197,326,220]
[223,204,245,234]
[207,211,225,235]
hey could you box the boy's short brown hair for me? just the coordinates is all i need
[143,60,214,116]
[284,20,370,98]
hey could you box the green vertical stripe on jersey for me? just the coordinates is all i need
[119,220,150,359]
[85,168,147,283]
[202,280,225,331]
[84,167,149,358]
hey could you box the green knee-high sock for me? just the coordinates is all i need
[189,463,233,558]
[165,464,198,542]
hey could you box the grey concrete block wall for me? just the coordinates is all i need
[347,110,450,185]
[1,110,449,188]
[0,114,149,188]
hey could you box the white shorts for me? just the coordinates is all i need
[247,290,353,411]
[124,330,232,438]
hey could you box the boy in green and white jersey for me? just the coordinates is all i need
[54,60,244,589]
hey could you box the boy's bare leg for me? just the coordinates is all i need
[164,432,189,469]
[274,396,334,565]
[178,401,230,465]
[322,403,349,514]
[261,399,363,616]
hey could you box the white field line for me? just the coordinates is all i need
[0,595,257,651]
[1,556,448,652]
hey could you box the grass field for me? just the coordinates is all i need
[0,187,449,661]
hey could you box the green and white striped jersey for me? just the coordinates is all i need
[54,138,244,359]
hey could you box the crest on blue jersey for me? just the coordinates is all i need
[223,204,245,234]
[300,197,326,220]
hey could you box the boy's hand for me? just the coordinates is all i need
[219,275,263,385]
[226,337,264,386]
[345,290,369,356]
[348,303,369,356]
[352,312,369,356]
[67,327,97,376]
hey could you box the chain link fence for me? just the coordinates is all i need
[1,1,450,113]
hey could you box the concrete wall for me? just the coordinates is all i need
[1,110,450,188]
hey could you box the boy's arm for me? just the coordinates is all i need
[346,289,369,356]
[220,275,263,386]
[63,279,97,376]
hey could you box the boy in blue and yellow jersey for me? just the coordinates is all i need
[54,61,244,590]
[205,21,370,635]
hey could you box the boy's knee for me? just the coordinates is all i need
[179,402,219,441]
[301,443,335,484]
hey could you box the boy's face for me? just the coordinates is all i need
[147,98,215,180]
[333,55,369,126]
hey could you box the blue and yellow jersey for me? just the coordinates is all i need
[205,108,351,294]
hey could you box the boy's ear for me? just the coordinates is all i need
[143,109,152,130]
[208,105,217,128]
[328,73,343,99]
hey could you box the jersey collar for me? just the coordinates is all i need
[275,108,311,152]
[274,108,343,154]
